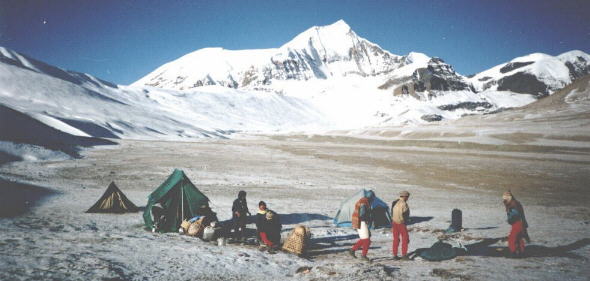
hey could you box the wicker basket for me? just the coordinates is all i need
[282,225,311,255]
[187,218,205,237]
[180,220,191,233]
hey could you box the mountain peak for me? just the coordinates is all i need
[558,50,590,62]
[321,19,351,32]
[280,20,355,50]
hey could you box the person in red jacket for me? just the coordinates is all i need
[503,191,529,258]
[348,190,375,263]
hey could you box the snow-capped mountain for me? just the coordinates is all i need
[468,50,590,97]
[133,20,405,90]
[135,20,589,103]
[1,19,589,161]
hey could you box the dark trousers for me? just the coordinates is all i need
[233,216,247,239]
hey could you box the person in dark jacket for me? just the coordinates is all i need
[503,191,529,257]
[348,190,375,263]
[264,209,282,247]
[231,190,251,241]
[391,190,411,260]
[256,201,281,253]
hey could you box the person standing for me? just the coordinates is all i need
[348,190,375,263]
[231,190,251,242]
[503,191,529,258]
[391,190,410,260]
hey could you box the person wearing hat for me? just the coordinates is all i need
[231,190,251,242]
[348,190,375,263]
[503,191,529,258]
[391,191,411,260]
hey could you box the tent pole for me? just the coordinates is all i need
[181,187,184,220]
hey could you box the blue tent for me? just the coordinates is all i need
[333,189,391,229]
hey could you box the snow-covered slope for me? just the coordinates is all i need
[468,50,590,97]
[0,103,114,163]
[0,46,330,143]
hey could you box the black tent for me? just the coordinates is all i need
[86,181,139,213]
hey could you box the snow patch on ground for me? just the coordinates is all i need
[0,141,70,162]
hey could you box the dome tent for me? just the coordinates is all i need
[333,189,391,229]
[143,169,210,233]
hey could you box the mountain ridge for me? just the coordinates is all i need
[0,20,589,147]
[133,20,589,99]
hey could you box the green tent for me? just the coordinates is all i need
[143,169,210,232]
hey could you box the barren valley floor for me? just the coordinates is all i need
[1,135,589,280]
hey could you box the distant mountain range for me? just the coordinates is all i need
[0,20,589,160]
[134,20,589,99]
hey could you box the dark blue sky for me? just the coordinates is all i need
[1,0,588,85]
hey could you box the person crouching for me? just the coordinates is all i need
[348,190,375,263]
[256,201,281,253]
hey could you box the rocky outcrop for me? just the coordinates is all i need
[562,54,590,80]
[421,114,443,122]
[387,57,473,99]
[497,72,549,97]
[438,102,493,111]
[499,61,534,74]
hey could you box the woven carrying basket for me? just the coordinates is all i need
[282,225,311,255]
[180,220,191,233]
[187,218,205,237]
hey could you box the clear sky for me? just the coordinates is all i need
[1,0,588,85]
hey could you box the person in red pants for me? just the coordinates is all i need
[348,190,375,263]
[391,190,410,260]
[503,191,529,258]
[256,201,281,254]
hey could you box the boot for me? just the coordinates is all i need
[348,249,356,258]
[360,256,371,263]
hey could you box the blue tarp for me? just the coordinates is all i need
[333,189,391,229]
